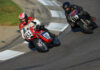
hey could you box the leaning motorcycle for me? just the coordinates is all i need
[67,9,97,33]
[24,26,60,52]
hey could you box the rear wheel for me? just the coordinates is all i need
[90,21,98,29]
[52,37,61,46]
[33,39,49,52]
[28,42,35,49]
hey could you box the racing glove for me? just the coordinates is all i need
[36,25,46,31]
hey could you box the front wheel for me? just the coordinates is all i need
[70,22,76,28]
[78,19,93,34]
[33,39,49,52]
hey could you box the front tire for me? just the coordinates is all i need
[33,39,49,52]
[78,20,93,34]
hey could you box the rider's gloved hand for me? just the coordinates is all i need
[36,25,46,31]
[36,25,41,31]
[40,25,45,30]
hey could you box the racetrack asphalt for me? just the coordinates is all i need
[0,0,100,70]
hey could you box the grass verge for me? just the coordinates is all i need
[0,0,23,26]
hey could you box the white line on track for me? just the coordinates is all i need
[0,50,24,61]
[46,22,69,32]
[38,0,60,6]
[50,10,66,18]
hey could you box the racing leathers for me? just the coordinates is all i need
[65,4,91,27]
[19,17,41,40]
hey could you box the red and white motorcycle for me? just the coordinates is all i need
[24,25,60,52]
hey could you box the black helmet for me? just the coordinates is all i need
[62,2,71,10]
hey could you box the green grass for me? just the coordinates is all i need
[0,0,23,26]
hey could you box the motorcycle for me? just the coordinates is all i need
[67,9,97,33]
[24,26,60,52]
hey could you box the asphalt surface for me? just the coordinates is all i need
[0,0,100,70]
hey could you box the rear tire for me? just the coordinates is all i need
[28,42,35,49]
[91,21,98,29]
[52,37,61,46]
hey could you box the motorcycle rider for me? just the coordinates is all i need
[19,12,48,47]
[19,12,44,39]
[62,2,91,27]
[19,12,55,47]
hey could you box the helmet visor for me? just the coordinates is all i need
[19,18,25,23]
[66,8,70,11]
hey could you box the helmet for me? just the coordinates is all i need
[62,2,71,10]
[18,12,28,24]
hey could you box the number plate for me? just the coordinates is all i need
[25,30,33,39]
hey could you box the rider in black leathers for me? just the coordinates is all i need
[62,2,91,27]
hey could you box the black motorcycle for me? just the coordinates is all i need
[66,9,97,33]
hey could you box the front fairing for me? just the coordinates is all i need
[36,30,52,43]
[24,27,36,41]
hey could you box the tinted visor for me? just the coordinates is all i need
[66,8,70,11]
[19,19,25,23]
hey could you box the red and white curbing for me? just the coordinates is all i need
[46,22,69,32]
[38,0,60,6]
[0,50,24,61]
[50,10,66,18]
[38,0,69,32]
